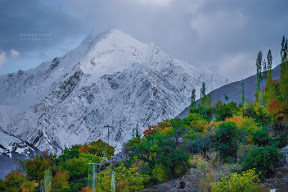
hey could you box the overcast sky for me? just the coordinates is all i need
[0,0,288,81]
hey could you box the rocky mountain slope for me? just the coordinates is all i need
[0,30,228,157]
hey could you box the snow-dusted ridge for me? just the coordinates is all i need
[0,29,229,155]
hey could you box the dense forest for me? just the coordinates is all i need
[1,37,288,192]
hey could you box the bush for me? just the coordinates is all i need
[226,116,261,135]
[252,128,274,147]
[190,104,213,122]
[95,163,149,192]
[25,156,49,182]
[189,155,216,192]
[243,103,272,126]
[212,169,269,192]
[215,102,239,121]
[243,145,282,179]
[185,134,213,154]
[213,122,238,161]
[237,144,257,164]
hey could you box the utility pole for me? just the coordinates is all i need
[104,125,113,141]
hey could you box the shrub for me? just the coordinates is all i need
[190,155,216,192]
[226,116,261,135]
[25,156,49,182]
[95,163,149,192]
[2,172,33,192]
[252,128,274,147]
[185,134,213,154]
[237,144,257,164]
[243,145,282,179]
[243,103,272,125]
[213,122,238,161]
[215,102,239,121]
[212,169,269,192]
[152,164,169,183]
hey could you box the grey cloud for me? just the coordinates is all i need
[1,0,288,81]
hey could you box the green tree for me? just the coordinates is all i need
[262,59,267,78]
[52,171,70,192]
[243,145,282,179]
[265,49,275,106]
[241,79,245,106]
[25,156,49,182]
[201,82,206,99]
[88,139,114,159]
[3,172,27,192]
[213,121,238,161]
[281,36,287,62]
[191,88,196,108]
[242,103,271,126]
[256,51,263,103]
[267,49,273,75]
[252,128,274,147]
[135,128,189,180]
[215,102,239,121]
[280,61,288,101]
[95,163,149,192]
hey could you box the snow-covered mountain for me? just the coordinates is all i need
[0,29,229,155]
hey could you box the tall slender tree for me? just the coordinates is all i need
[191,89,196,108]
[281,36,288,62]
[241,79,245,106]
[262,59,267,78]
[267,49,273,72]
[256,51,263,103]
[201,82,206,98]
[265,49,274,105]
[280,36,288,100]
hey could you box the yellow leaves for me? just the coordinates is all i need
[152,164,168,183]
[212,169,269,192]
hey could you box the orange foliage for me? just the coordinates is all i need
[22,188,30,192]
[42,150,53,160]
[81,186,92,192]
[80,144,89,154]
[268,100,288,123]
[269,131,274,136]
[226,116,241,126]
[226,116,261,135]
[143,120,172,137]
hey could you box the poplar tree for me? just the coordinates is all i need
[201,82,206,98]
[262,59,267,79]
[256,51,263,103]
[281,36,287,62]
[191,89,196,108]
[280,36,288,100]
[265,49,274,105]
[241,79,245,106]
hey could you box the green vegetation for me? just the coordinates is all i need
[1,37,288,192]
[212,169,268,192]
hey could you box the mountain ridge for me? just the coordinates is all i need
[0,29,228,156]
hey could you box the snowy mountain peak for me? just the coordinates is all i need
[0,30,229,155]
